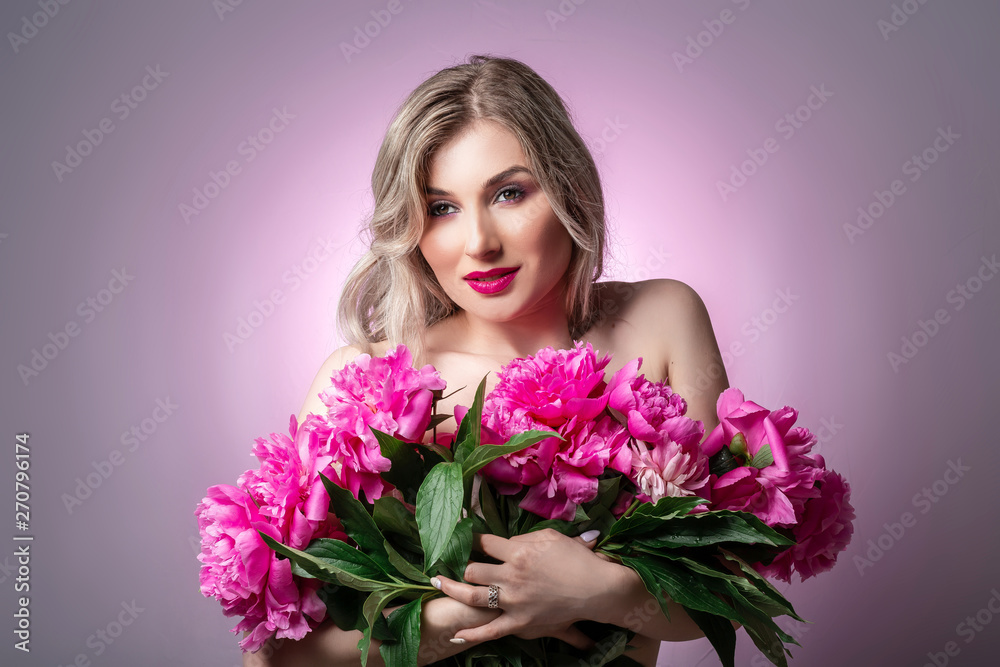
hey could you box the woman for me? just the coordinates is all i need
[251,54,732,667]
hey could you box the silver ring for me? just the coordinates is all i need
[487,584,500,609]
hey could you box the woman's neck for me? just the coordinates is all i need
[448,306,575,361]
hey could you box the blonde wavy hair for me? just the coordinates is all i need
[337,54,607,360]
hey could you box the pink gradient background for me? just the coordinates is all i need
[2,1,998,665]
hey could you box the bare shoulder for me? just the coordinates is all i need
[597,277,706,315]
[587,279,719,385]
[296,341,392,423]
[591,278,713,340]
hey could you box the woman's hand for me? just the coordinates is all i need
[431,529,623,648]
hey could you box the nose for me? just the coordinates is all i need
[464,207,501,260]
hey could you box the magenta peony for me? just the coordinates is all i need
[701,388,854,580]
[480,342,631,520]
[196,414,348,652]
[702,388,826,526]
[753,469,856,583]
[607,358,709,502]
[319,344,445,501]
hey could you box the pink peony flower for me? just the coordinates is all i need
[703,389,825,526]
[607,359,693,446]
[630,438,710,504]
[518,415,631,520]
[196,414,349,652]
[319,344,445,501]
[607,358,709,502]
[480,342,631,520]
[753,469,856,583]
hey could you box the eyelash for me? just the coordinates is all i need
[427,183,526,218]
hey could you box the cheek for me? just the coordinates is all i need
[417,227,456,273]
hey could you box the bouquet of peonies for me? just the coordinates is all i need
[195,343,854,666]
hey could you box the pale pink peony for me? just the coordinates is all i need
[480,342,632,520]
[319,344,445,501]
[753,469,856,583]
[630,438,710,504]
[196,414,348,652]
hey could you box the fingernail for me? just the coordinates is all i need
[430,577,442,590]
[449,637,467,645]
[580,529,600,542]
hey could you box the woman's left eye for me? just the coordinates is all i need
[495,185,524,203]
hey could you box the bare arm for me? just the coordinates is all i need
[608,279,741,640]
[242,598,499,667]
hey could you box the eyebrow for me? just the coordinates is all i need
[424,166,533,196]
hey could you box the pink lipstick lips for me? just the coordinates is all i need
[463,267,520,294]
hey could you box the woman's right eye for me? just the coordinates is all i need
[428,202,456,217]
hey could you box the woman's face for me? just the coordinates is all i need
[418,119,573,327]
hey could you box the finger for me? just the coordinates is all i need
[574,528,601,549]
[555,625,596,651]
[463,561,503,586]
[472,533,516,561]
[431,575,497,608]
[452,613,521,644]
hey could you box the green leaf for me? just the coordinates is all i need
[478,479,509,539]
[426,413,453,431]
[749,443,775,469]
[595,476,622,510]
[439,517,474,580]
[379,597,423,667]
[607,496,706,541]
[319,473,393,571]
[415,461,464,570]
[579,504,617,542]
[453,376,488,465]
[358,588,408,666]
[259,533,395,591]
[629,511,795,549]
[683,606,738,667]
[619,554,735,620]
[461,430,559,481]
[373,496,421,549]
[371,428,425,505]
[320,585,397,641]
[384,539,429,584]
[718,549,804,621]
[418,442,453,464]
